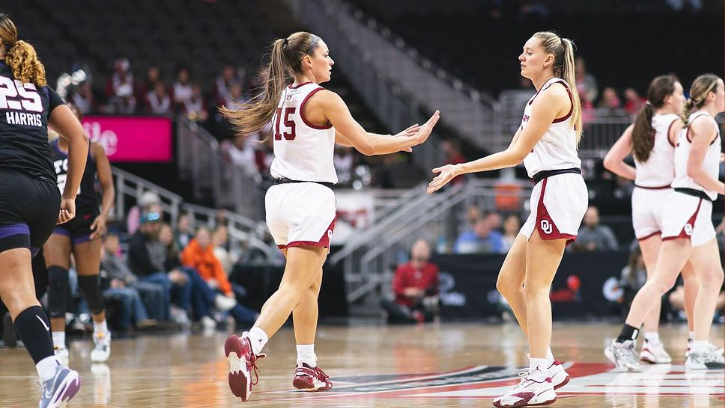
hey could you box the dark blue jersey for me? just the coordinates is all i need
[49,139,98,213]
[0,62,63,181]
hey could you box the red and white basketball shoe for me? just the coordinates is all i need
[493,372,556,408]
[293,363,333,391]
[547,360,570,389]
[224,335,265,401]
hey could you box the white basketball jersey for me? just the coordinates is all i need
[671,111,721,200]
[521,78,581,178]
[633,113,679,188]
[270,82,338,184]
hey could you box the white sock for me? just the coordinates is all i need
[37,356,60,383]
[688,331,695,342]
[296,344,317,367]
[691,340,709,353]
[93,320,108,336]
[245,326,269,356]
[529,358,548,381]
[546,348,555,364]
[644,332,661,346]
[52,331,65,349]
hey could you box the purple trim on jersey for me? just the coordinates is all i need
[300,88,333,130]
[53,227,71,237]
[0,224,30,240]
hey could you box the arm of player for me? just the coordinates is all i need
[318,90,439,156]
[336,126,421,152]
[603,124,636,180]
[686,118,725,195]
[427,86,567,193]
[90,142,115,239]
[49,105,90,223]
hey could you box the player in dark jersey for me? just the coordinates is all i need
[45,102,115,366]
[0,14,87,407]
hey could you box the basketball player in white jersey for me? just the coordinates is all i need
[428,31,588,407]
[604,75,700,364]
[607,74,724,371]
[219,32,440,401]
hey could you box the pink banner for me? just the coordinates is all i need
[81,116,172,162]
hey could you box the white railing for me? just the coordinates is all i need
[111,167,183,225]
[176,117,265,220]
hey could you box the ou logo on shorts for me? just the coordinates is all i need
[540,219,553,235]
[684,223,693,236]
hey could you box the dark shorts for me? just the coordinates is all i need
[0,172,61,257]
[52,208,99,245]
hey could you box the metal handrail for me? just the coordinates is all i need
[111,167,183,225]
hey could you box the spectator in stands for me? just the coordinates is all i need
[175,213,194,250]
[222,135,261,180]
[139,66,163,103]
[455,218,506,254]
[618,247,647,317]
[212,225,235,276]
[146,82,172,114]
[182,83,208,122]
[381,240,439,324]
[572,206,619,251]
[171,65,193,108]
[214,65,240,105]
[106,58,136,114]
[99,234,159,331]
[127,190,162,235]
[128,211,193,325]
[467,205,482,227]
[442,138,466,185]
[598,87,622,112]
[485,211,503,232]
[501,214,521,252]
[181,227,258,327]
[575,56,598,104]
[70,81,98,115]
[623,87,646,118]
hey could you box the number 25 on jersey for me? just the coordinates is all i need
[274,107,296,141]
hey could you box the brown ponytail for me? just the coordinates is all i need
[221,32,320,136]
[631,75,677,162]
[0,14,46,87]
[533,32,582,144]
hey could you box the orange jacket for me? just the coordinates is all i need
[181,239,232,295]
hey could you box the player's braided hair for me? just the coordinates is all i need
[0,13,46,87]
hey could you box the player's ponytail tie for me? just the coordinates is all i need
[283,38,289,47]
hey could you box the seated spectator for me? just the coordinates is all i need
[212,225,234,276]
[381,240,439,324]
[70,81,98,114]
[572,206,619,251]
[138,66,162,102]
[334,146,355,186]
[175,212,194,250]
[598,87,621,112]
[575,56,598,104]
[106,58,136,114]
[127,190,162,235]
[171,65,193,108]
[485,211,503,232]
[222,135,261,180]
[455,218,506,254]
[100,234,160,331]
[501,214,521,252]
[618,247,647,317]
[181,227,258,328]
[182,83,208,122]
[624,87,646,118]
[146,82,172,114]
[127,211,193,325]
[213,65,240,106]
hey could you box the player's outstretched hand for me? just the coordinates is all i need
[412,110,440,147]
[427,163,461,194]
[57,197,76,225]
[394,124,420,152]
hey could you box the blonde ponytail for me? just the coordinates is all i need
[5,40,47,87]
[560,39,582,143]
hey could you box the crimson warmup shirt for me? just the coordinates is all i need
[393,262,439,307]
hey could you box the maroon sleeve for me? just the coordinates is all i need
[392,264,408,296]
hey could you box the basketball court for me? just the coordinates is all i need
[1,324,721,407]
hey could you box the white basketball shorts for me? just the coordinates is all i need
[520,173,588,245]
[661,192,715,247]
[265,182,336,249]
[631,187,671,241]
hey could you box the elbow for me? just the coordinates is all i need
[686,165,701,181]
[603,155,616,172]
[357,143,375,156]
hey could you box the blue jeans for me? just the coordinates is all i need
[138,272,192,321]
[181,268,257,324]
[104,287,148,330]
[131,281,165,322]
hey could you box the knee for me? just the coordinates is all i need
[523,282,550,300]
[496,276,522,298]
[699,268,724,289]
[77,275,105,315]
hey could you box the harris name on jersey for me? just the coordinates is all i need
[5,111,43,127]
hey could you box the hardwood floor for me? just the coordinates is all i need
[1,323,722,407]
